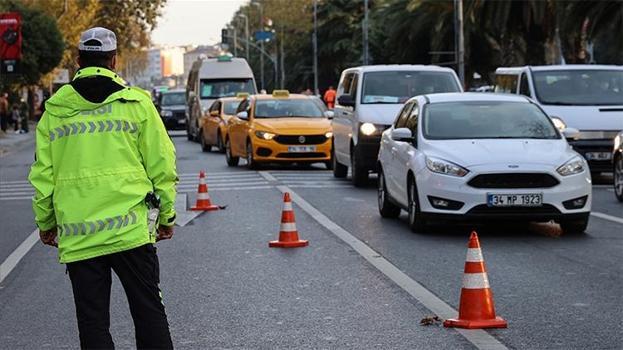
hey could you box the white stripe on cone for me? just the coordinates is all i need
[199,177,206,185]
[462,272,490,289]
[465,248,484,262]
[197,192,211,200]
[282,202,293,211]
[280,222,297,232]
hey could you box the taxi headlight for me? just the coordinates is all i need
[360,122,377,136]
[425,156,469,177]
[557,157,585,176]
[255,131,276,140]
[551,116,566,131]
[325,131,333,139]
[160,110,173,117]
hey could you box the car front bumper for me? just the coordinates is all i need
[568,138,615,173]
[251,136,331,163]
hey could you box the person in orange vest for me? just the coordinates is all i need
[323,85,336,109]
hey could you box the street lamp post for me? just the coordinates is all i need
[362,0,369,65]
[252,1,265,91]
[313,0,318,95]
[233,27,238,57]
[237,14,250,61]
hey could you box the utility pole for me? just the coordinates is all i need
[313,0,319,95]
[233,27,238,57]
[362,0,369,65]
[454,0,465,87]
[238,14,250,61]
[280,30,285,89]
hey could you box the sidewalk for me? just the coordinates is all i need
[0,122,36,158]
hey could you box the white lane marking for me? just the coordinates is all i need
[0,184,33,189]
[287,185,352,189]
[204,185,273,191]
[179,177,264,184]
[0,229,39,284]
[258,171,277,182]
[276,185,508,350]
[0,196,32,201]
[177,181,270,190]
[590,211,623,225]
[0,180,30,185]
[178,172,258,177]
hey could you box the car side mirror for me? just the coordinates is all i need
[210,110,219,117]
[337,95,355,107]
[236,111,248,120]
[562,127,580,140]
[391,128,414,143]
[324,110,334,119]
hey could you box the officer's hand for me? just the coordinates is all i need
[156,225,174,242]
[40,228,58,247]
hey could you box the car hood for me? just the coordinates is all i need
[253,118,331,134]
[540,105,623,131]
[357,104,403,125]
[422,139,575,168]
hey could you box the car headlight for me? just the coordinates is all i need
[325,131,333,139]
[557,156,585,176]
[425,156,469,177]
[255,131,276,140]
[161,110,173,117]
[360,122,378,136]
[551,116,566,131]
[614,133,622,151]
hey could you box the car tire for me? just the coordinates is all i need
[246,141,258,170]
[614,153,623,202]
[200,130,211,152]
[560,218,589,235]
[407,178,427,233]
[325,161,333,170]
[225,138,239,167]
[378,169,401,218]
[351,147,369,187]
[333,146,348,178]
[186,122,193,141]
[217,131,226,153]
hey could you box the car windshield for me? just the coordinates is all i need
[532,69,623,106]
[361,71,460,104]
[254,99,324,118]
[160,93,185,106]
[200,79,255,99]
[223,101,241,115]
[423,101,560,140]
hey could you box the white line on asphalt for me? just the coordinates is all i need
[195,185,273,192]
[0,190,34,195]
[0,184,33,189]
[287,185,353,189]
[177,181,270,189]
[591,211,623,225]
[178,172,258,177]
[258,171,277,182]
[0,180,30,185]
[276,185,508,350]
[0,229,39,284]
[0,196,32,201]
[178,178,265,184]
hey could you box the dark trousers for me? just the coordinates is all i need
[0,112,7,131]
[67,244,173,350]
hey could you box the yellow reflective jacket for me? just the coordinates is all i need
[29,67,177,263]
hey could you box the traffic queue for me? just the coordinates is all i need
[162,55,622,235]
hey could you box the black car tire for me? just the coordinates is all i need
[378,169,401,218]
[560,218,589,235]
[225,138,239,167]
[217,131,226,153]
[614,153,623,202]
[407,178,427,233]
[186,122,193,141]
[333,146,348,178]
[351,147,369,187]
[200,130,211,152]
[246,141,259,170]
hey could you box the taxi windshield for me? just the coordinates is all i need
[254,99,324,118]
[223,101,241,115]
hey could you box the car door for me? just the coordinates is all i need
[393,101,420,206]
[228,98,250,156]
[332,71,356,165]
[386,101,414,199]
[205,101,220,144]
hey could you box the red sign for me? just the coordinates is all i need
[0,12,22,60]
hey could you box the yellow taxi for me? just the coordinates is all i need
[199,94,248,152]
[225,90,333,169]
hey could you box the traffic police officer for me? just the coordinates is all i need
[29,27,177,349]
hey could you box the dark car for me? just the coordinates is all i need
[159,89,187,130]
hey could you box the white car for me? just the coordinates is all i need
[377,93,592,234]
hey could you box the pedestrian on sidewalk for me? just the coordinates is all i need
[28,27,177,350]
[0,92,9,132]
[11,104,24,134]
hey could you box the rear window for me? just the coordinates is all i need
[361,71,460,104]
[160,92,185,106]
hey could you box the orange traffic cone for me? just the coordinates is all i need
[269,192,309,248]
[444,231,507,329]
[190,171,220,211]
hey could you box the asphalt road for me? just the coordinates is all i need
[0,134,621,349]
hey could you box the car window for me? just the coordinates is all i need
[394,101,415,128]
[423,101,560,140]
[161,93,185,106]
[210,101,220,113]
[349,74,359,100]
[200,79,255,99]
[340,73,354,96]
[254,99,324,118]
[532,69,623,106]
[236,99,249,113]
[495,74,519,93]
[405,102,419,133]
[519,74,531,96]
[361,71,460,104]
[223,101,241,115]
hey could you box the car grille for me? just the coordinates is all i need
[274,135,327,145]
[467,204,561,215]
[467,173,559,189]
[276,152,326,159]
[172,111,185,120]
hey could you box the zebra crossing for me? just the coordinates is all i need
[0,170,352,202]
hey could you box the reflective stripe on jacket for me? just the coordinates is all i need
[29,67,178,263]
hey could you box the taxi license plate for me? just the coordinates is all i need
[584,152,611,161]
[288,146,316,153]
[487,193,542,207]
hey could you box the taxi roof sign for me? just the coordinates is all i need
[236,92,250,98]
[272,90,290,98]
[217,55,233,62]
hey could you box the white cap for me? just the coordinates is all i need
[78,27,117,52]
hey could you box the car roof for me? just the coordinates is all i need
[217,97,245,102]
[342,64,456,74]
[252,93,312,100]
[421,92,531,104]
[162,89,185,94]
[496,64,623,74]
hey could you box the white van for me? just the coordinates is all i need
[332,65,463,186]
[495,65,623,175]
[186,56,257,141]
